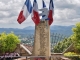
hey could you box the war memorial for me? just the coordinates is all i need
[0,0,75,60]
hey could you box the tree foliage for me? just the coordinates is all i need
[0,32,20,53]
[53,38,72,53]
[71,22,80,52]
[53,22,80,53]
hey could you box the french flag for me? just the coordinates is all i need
[42,0,46,9]
[42,0,46,18]
[17,0,32,24]
[48,0,54,25]
[42,0,49,20]
[32,0,40,25]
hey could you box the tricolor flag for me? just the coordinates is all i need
[17,0,32,24]
[42,0,46,8]
[48,0,54,25]
[31,0,40,25]
[42,0,47,19]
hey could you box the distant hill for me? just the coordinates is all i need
[0,25,74,37]
[23,26,35,30]
[50,25,74,36]
[50,25,74,30]
[23,25,74,36]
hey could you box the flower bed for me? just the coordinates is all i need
[0,53,20,60]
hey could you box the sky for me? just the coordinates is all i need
[0,0,80,29]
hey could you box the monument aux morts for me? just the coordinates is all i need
[17,0,54,59]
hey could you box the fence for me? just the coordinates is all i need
[21,33,68,50]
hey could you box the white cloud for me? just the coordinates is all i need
[0,0,80,28]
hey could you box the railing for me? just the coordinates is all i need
[21,33,68,46]
[26,56,70,60]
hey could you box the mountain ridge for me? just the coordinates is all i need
[0,25,74,37]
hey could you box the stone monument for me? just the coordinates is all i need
[32,20,51,59]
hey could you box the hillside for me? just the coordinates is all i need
[0,25,74,37]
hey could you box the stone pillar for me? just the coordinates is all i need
[32,20,51,59]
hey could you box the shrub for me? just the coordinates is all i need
[0,32,20,54]
[64,52,80,60]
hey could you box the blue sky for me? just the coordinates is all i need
[0,0,80,29]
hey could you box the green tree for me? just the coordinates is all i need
[0,33,7,53]
[53,22,80,53]
[71,22,80,52]
[0,32,20,54]
[53,38,72,53]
